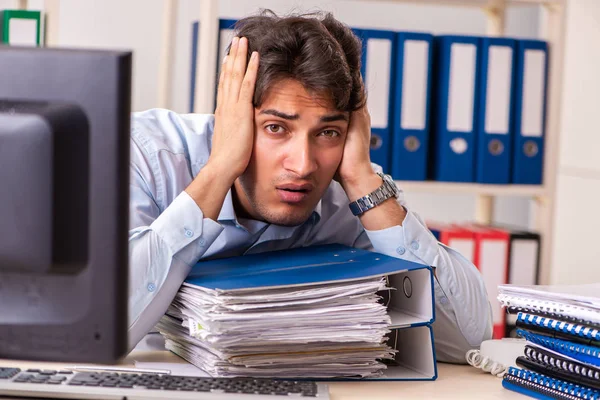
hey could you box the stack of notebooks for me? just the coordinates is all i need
[498,283,600,399]
[157,244,438,380]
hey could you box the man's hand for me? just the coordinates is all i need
[337,106,380,200]
[207,36,259,184]
[337,106,407,229]
[185,36,259,220]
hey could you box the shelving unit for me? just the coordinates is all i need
[191,0,565,286]
[395,181,549,197]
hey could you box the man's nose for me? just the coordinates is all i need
[283,136,318,178]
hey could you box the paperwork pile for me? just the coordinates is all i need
[157,276,396,378]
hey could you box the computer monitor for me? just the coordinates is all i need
[0,46,132,364]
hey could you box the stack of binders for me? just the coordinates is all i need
[431,36,549,184]
[498,283,600,399]
[196,20,549,184]
[157,244,438,380]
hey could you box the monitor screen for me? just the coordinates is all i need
[0,46,132,364]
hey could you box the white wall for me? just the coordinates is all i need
[550,0,600,284]
[13,0,541,229]
[55,0,164,114]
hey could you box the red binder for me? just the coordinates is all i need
[427,222,476,264]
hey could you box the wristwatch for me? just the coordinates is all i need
[348,172,401,216]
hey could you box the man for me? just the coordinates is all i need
[128,10,492,363]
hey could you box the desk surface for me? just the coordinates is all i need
[0,335,522,400]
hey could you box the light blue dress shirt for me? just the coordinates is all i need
[128,108,493,363]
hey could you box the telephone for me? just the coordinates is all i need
[465,338,526,377]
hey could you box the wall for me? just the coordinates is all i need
[551,0,600,284]
[4,0,542,230]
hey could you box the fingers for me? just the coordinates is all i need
[222,36,239,100]
[228,36,249,100]
[239,51,259,103]
[217,36,258,108]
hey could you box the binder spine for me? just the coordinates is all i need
[476,37,516,184]
[517,313,600,341]
[430,35,480,182]
[354,28,396,174]
[516,329,600,366]
[504,367,600,400]
[391,32,433,181]
[512,40,549,185]
[524,347,600,381]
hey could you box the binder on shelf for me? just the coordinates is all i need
[430,35,481,182]
[512,39,549,185]
[0,9,41,47]
[391,32,434,181]
[175,244,438,380]
[504,228,540,288]
[354,28,396,174]
[497,226,540,336]
[461,224,510,339]
[427,221,475,263]
[476,38,516,184]
[189,19,237,112]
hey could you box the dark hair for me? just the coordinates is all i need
[230,10,366,112]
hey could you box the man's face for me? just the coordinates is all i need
[233,79,350,226]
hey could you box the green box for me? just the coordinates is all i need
[0,10,41,46]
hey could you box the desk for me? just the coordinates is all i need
[0,335,522,400]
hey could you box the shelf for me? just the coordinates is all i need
[363,0,563,6]
[394,181,548,197]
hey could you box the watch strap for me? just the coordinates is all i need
[348,173,399,216]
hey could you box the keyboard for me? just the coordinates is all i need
[0,367,329,399]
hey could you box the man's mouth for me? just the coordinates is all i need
[276,184,313,203]
[278,188,309,193]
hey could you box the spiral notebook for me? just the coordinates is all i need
[517,328,600,367]
[503,366,600,400]
[516,344,600,390]
[498,283,600,331]
[507,306,600,328]
[516,312,600,347]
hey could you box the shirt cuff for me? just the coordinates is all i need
[365,209,439,265]
[151,191,223,262]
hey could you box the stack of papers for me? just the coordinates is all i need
[156,276,396,378]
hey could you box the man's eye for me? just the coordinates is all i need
[265,124,285,134]
[319,130,340,138]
